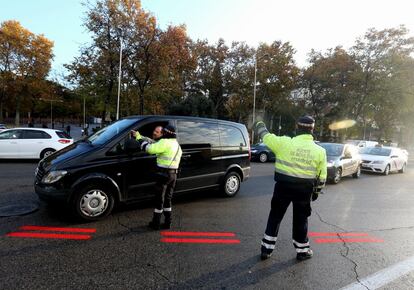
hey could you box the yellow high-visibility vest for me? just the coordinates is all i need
[146,138,182,169]
[263,133,327,184]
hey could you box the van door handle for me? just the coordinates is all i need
[182,155,191,159]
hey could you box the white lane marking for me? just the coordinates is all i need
[340,255,414,290]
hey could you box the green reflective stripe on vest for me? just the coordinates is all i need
[158,156,175,161]
[276,159,317,172]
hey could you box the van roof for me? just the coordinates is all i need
[124,115,247,130]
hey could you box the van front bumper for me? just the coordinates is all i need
[35,182,70,203]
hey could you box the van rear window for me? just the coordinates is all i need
[219,125,246,147]
[177,121,220,147]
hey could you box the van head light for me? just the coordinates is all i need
[250,149,258,153]
[42,170,67,184]
[372,160,384,164]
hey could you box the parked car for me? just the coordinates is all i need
[0,124,7,132]
[250,143,275,163]
[318,143,362,184]
[360,146,407,175]
[0,128,73,159]
[35,116,251,221]
[346,139,378,149]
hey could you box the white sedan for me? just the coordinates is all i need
[0,128,73,159]
[360,146,408,175]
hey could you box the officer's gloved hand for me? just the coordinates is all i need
[131,130,142,140]
[312,188,324,201]
[254,121,269,139]
[254,121,266,131]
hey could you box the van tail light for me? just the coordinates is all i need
[58,139,71,144]
[248,139,251,161]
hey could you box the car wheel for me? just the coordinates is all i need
[383,165,390,176]
[73,184,115,221]
[398,163,406,174]
[40,148,56,159]
[332,168,342,184]
[352,166,361,178]
[221,172,241,197]
[259,152,268,163]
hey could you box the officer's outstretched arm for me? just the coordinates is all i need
[254,121,286,155]
[142,139,166,155]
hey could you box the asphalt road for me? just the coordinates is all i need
[1,161,414,289]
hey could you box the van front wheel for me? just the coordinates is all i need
[73,184,115,221]
[221,172,241,197]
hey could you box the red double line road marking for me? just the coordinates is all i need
[19,225,96,233]
[6,225,97,240]
[6,232,92,240]
[309,232,384,243]
[161,238,240,244]
[314,238,384,243]
[161,231,235,237]
[160,231,240,244]
[309,232,370,237]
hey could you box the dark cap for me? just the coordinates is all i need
[163,125,176,136]
[297,116,315,128]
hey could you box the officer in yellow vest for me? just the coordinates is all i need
[132,125,182,230]
[255,116,327,261]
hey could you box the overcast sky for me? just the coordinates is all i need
[1,0,414,74]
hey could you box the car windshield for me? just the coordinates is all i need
[346,140,361,146]
[360,147,391,156]
[319,143,344,156]
[87,118,138,145]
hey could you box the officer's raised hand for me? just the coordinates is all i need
[254,121,269,139]
[130,130,142,140]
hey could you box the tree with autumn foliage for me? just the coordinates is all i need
[0,20,54,125]
[66,0,194,122]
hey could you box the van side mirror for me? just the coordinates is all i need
[124,139,140,153]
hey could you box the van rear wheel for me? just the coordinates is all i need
[73,184,115,221]
[221,172,241,197]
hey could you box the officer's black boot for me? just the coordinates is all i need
[148,212,162,230]
[296,249,313,261]
[161,211,172,229]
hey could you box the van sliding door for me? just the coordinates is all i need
[176,120,223,191]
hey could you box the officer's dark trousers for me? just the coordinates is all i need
[261,182,312,255]
[153,168,177,224]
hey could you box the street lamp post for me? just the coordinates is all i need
[39,98,62,128]
[83,96,86,131]
[116,35,123,121]
[252,55,258,143]
[251,53,268,143]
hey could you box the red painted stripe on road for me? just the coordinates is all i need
[20,225,96,233]
[161,231,236,237]
[161,238,240,244]
[309,232,369,237]
[7,232,92,240]
[314,238,384,243]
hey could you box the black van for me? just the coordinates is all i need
[35,116,251,220]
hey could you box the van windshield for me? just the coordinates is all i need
[87,119,138,145]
